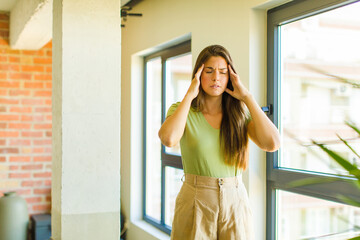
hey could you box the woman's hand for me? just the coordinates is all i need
[186,64,204,100]
[224,65,280,152]
[225,64,250,101]
[159,65,204,147]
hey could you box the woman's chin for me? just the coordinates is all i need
[204,90,225,97]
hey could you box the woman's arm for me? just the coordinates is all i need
[158,95,192,147]
[158,64,204,147]
[243,94,280,152]
[225,65,280,152]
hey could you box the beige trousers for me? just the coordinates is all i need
[171,174,254,240]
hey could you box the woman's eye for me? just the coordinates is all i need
[220,72,227,74]
[205,71,212,73]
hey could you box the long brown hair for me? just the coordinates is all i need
[191,45,249,170]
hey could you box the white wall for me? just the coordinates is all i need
[121,0,289,239]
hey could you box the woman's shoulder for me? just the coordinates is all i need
[166,102,181,118]
[166,101,200,118]
[169,102,181,110]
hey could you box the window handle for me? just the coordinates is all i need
[261,104,273,115]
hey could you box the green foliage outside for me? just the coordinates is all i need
[312,121,360,240]
[290,66,360,239]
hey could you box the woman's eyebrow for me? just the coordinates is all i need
[205,67,228,70]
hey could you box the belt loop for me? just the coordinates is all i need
[218,178,224,187]
[194,175,197,185]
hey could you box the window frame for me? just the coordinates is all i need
[143,41,191,234]
[266,0,360,239]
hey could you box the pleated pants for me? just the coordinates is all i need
[171,173,254,240]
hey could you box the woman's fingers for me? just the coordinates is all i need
[225,88,234,96]
[228,64,238,81]
[186,64,203,100]
[195,64,204,80]
[226,64,248,100]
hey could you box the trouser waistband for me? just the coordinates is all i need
[183,173,241,187]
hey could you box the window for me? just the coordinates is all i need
[267,0,360,239]
[143,41,191,233]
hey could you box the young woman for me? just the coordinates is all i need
[158,45,280,240]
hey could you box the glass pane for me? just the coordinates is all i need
[279,2,360,175]
[145,57,162,221]
[165,53,192,155]
[164,167,184,227]
[277,190,360,240]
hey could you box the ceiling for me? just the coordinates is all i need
[0,0,17,12]
[0,0,136,12]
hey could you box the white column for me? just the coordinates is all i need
[52,0,121,239]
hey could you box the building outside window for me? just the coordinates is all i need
[143,41,191,233]
[267,0,360,239]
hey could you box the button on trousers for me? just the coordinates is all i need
[171,174,254,240]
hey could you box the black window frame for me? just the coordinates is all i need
[143,40,191,234]
[266,0,360,239]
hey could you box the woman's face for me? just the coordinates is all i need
[200,56,229,97]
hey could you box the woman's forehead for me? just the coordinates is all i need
[204,56,227,67]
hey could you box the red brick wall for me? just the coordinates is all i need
[0,12,52,215]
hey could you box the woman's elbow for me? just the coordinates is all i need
[158,130,177,148]
[265,135,281,152]
[265,143,280,152]
[160,138,177,148]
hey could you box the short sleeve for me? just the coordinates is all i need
[166,102,181,118]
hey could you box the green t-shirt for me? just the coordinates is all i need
[166,102,240,178]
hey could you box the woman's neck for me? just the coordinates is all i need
[202,95,222,115]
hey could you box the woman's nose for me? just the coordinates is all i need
[213,71,220,81]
